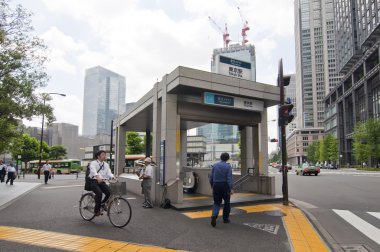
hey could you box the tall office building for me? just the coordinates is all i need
[295,0,340,129]
[287,0,341,165]
[324,0,380,165]
[82,66,126,136]
[197,44,256,142]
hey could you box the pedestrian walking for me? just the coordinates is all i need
[42,161,51,184]
[139,157,153,208]
[5,163,17,185]
[209,152,233,227]
[0,160,6,183]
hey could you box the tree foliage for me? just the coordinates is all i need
[0,0,54,153]
[364,119,380,162]
[49,145,67,160]
[126,132,144,155]
[353,122,369,164]
[306,141,320,163]
[9,134,49,168]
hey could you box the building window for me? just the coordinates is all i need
[372,86,380,119]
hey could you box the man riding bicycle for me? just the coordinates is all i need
[88,150,115,216]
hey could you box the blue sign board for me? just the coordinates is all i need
[204,92,234,107]
[219,55,251,69]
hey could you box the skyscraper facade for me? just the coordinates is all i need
[324,0,380,165]
[287,0,341,165]
[82,66,126,136]
[295,0,340,129]
[197,44,256,142]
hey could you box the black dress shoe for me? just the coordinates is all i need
[223,219,230,223]
[211,216,217,227]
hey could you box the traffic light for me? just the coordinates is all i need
[279,102,294,126]
[283,75,291,86]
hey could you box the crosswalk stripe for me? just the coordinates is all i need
[368,212,380,220]
[333,209,380,245]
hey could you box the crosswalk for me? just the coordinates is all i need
[333,209,380,246]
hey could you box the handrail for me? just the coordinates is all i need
[233,168,255,190]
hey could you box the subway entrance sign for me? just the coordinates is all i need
[203,92,264,112]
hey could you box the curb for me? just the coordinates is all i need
[289,199,343,252]
[0,183,42,211]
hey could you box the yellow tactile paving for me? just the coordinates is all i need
[236,204,281,213]
[232,193,257,197]
[182,209,223,219]
[0,226,184,252]
[183,196,210,201]
[274,204,330,252]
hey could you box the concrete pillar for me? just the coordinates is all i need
[160,79,182,204]
[240,126,253,175]
[152,84,161,204]
[252,125,259,175]
[259,109,268,176]
[114,123,126,176]
[180,130,187,168]
[145,130,151,157]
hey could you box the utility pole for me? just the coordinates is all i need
[277,59,294,206]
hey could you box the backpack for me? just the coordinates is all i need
[84,162,104,190]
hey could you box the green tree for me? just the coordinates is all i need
[365,119,380,166]
[325,134,338,162]
[306,142,318,163]
[0,0,54,154]
[9,134,47,170]
[353,122,369,165]
[49,145,67,160]
[319,138,328,162]
[126,132,144,155]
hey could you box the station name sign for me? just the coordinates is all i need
[218,55,252,80]
[203,92,264,112]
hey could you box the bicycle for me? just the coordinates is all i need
[79,179,132,228]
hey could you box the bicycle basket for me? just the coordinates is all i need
[109,181,127,195]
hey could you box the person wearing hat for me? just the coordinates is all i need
[139,157,153,208]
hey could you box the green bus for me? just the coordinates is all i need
[29,159,82,174]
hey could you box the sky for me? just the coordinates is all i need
[17,0,296,154]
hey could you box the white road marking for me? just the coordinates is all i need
[42,185,84,189]
[368,212,380,220]
[333,209,380,245]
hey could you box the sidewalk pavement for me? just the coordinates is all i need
[0,181,40,210]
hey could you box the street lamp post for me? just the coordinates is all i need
[37,93,66,179]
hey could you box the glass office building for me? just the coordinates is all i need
[82,66,126,137]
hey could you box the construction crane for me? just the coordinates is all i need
[208,16,231,49]
[237,6,250,46]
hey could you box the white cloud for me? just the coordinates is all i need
[25,0,294,153]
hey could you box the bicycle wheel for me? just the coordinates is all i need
[79,193,96,221]
[108,197,132,228]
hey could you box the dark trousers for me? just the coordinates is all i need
[90,180,111,213]
[6,172,15,185]
[211,182,231,220]
[0,172,5,182]
[44,170,50,184]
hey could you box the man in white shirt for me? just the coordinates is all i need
[6,163,17,185]
[139,157,153,208]
[42,161,52,184]
[89,150,115,216]
[0,160,6,183]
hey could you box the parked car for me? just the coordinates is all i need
[296,163,320,176]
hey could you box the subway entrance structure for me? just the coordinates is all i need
[114,66,280,205]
